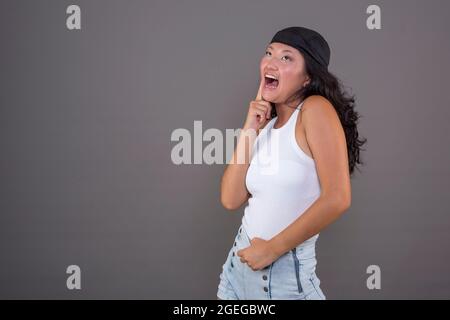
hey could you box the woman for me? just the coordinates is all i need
[217,26,366,300]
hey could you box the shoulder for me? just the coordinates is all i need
[301,95,336,115]
[300,95,340,130]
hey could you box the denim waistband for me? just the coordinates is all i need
[239,223,318,260]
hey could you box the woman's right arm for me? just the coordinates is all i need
[220,80,272,211]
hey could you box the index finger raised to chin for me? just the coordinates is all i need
[256,78,264,101]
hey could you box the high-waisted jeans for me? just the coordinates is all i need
[217,223,326,300]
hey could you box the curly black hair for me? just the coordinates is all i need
[269,53,367,176]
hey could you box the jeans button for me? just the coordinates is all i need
[262,275,268,281]
[263,286,268,292]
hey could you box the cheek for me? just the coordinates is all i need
[281,73,296,88]
[260,57,268,70]
[281,70,303,89]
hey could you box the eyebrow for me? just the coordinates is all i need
[267,45,294,53]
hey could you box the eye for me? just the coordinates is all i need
[281,55,292,62]
[265,51,271,57]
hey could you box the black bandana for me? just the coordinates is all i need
[270,26,330,69]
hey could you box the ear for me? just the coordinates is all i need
[304,78,310,87]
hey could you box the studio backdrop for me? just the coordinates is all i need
[1,0,449,299]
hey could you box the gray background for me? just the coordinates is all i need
[1,0,449,299]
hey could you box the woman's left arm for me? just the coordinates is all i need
[269,95,352,257]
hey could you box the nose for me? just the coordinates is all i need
[265,57,280,71]
[264,62,278,74]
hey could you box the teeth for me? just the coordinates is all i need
[265,74,278,80]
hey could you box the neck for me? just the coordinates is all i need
[274,97,302,121]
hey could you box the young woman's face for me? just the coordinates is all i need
[260,42,310,103]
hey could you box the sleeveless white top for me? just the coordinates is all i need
[242,101,321,241]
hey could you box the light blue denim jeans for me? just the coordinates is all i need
[217,223,326,300]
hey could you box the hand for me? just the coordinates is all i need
[243,78,272,131]
[236,237,280,271]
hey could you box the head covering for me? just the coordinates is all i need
[270,26,330,69]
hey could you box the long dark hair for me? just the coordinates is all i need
[270,53,367,176]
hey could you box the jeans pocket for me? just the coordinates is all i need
[301,274,325,300]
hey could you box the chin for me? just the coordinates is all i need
[262,86,287,103]
[262,92,281,104]
[262,96,275,103]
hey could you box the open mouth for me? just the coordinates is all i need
[264,76,279,89]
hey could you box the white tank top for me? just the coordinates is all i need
[242,100,321,241]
